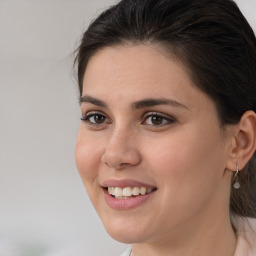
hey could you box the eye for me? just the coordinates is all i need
[143,112,175,126]
[81,112,108,125]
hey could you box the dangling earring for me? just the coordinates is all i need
[233,164,240,189]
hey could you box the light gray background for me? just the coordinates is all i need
[0,1,255,256]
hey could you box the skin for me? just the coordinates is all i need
[75,44,256,256]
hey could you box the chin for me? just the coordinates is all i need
[105,225,147,244]
[99,213,153,244]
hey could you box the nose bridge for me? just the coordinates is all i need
[101,123,141,169]
[111,125,127,142]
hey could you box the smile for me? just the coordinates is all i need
[102,180,157,210]
[107,186,154,199]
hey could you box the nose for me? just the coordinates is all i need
[101,128,141,170]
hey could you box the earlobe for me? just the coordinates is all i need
[226,110,256,171]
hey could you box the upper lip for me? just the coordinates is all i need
[102,179,156,189]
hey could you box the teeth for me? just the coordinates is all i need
[147,188,153,193]
[114,187,123,197]
[132,187,140,196]
[108,187,113,195]
[123,187,132,197]
[140,187,146,195]
[107,186,154,198]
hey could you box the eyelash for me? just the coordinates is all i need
[80,111,176,128]
[143,112,175,126]
[81,111,109,127]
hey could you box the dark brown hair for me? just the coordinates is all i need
[74,0,256,224]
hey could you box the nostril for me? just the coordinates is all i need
[104,162,110,167]
[120,163,130,166]
[104,161,130,169]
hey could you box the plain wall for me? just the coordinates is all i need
[0,0,255,255]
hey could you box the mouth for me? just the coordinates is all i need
[104,186,157,199]
[101,180,157,210]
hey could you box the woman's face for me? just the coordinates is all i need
[76,45,233,244]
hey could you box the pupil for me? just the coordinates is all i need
[152,116,162,125]
[95,114,105,123]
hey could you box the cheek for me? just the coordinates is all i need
[144,126,225,198]
[75,129,104,184]
[138,128,227,232]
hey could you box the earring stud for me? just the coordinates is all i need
[233,164,240,189]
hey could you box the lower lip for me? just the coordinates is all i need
[103,189,156,210]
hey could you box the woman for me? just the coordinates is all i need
[74,0,256,255]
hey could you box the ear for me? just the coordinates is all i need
[226,110,256,171]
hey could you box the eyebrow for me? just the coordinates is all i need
[131,98,189,110]
[79,95,107,107]
[80,95,189,110]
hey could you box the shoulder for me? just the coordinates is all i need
[120,247,132,256]
[234,216,256,256]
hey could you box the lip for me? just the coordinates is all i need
[102,179,157,210]
[103,188,156,210]
[102,179,155,189]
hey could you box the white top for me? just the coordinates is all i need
[120,248,132,256]
[120,217,256,256]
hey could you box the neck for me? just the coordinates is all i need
[131,209,237,256]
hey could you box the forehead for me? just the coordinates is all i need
[84,45,186,89]
[82,44,213,113]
